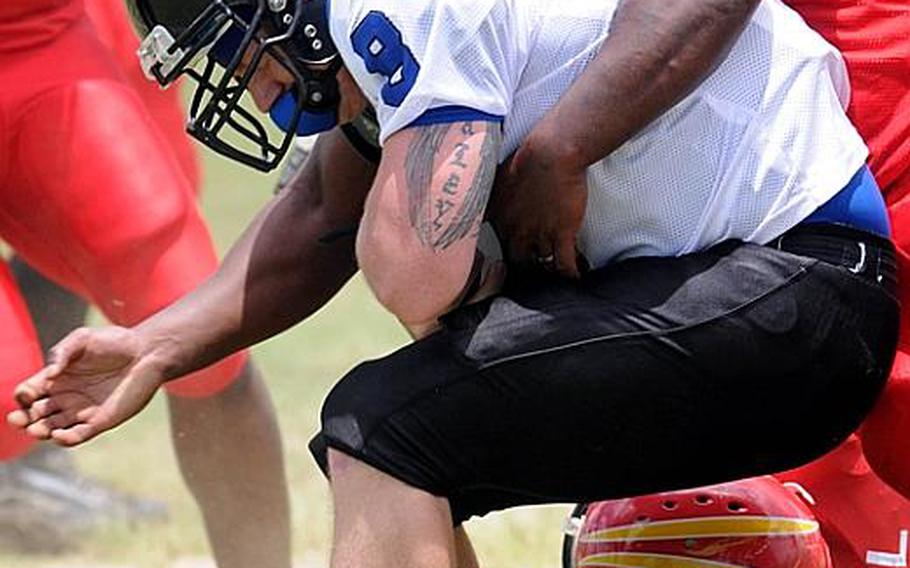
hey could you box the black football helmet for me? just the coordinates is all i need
[127,0,341,171]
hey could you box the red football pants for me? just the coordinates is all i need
[861,165,910,498]
[0,17,246,460]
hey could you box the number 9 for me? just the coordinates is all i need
[351,11,421,107]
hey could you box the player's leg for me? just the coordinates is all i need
[328,455,479,568]
[1,23,290,567]
[0,262,42,464]
[861,352,910,498]
[9,257,88,352]
[83,10,289,560]
[9,253,96,482]
[862,168,910,498]
[0,261,87,553]
[8,255,170,522]
[454,527,480,568]
[0,18,165,551]
[82,0,202,191]
[166,364,291,568]
[328,449,458,568]
[313,233,896,567]
[777,435,910,568]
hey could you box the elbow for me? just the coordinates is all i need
[368,276,450,328]
[357,236,470,327]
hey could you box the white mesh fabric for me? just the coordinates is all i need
[576,0,867,267]
[330,0,868,269]
[330,0,516,141]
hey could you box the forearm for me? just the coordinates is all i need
[529,0,760,168]
[136,197,356,380]
[136,132,371,381]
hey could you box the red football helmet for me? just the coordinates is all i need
[564,476,831,568]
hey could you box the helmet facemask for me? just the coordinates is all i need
[135,0,340,171]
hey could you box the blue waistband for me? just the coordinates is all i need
[803,165,891,237]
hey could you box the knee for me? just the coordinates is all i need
[84,201,215,326]
[95,189,190,265]
[326,448,422,498]
[66,86,195,265]
[327,448,367,478]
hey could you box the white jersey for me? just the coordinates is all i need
[328,0,868,268]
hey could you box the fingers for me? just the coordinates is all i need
[6,409,30,429]
[50,424,98,447]
[24,406,87,440]
[554,233,581,279]
[533,241,557,272]
[24,397,60,423]
[504,230,536,268]
[13,365,57,408]
[8,403,100,446]
[12,329,91,408]
[499,225,581,278]
[7,390,96,442]
[8,404,69,440]
[506,235,560,272]
[527,236,583,278]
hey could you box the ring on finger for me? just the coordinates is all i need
[535,253,557,267]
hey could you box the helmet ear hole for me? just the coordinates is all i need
[694,494,713,505]
[661,500,678,511]
[727,500,747,513]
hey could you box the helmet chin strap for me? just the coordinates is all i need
[269,90,338,136]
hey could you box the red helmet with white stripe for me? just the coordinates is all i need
[564,476,831,568]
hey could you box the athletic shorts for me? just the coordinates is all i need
[311,224,898,524]
[0,15,246,449]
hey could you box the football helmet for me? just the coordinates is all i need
[127,0,341,171]
[563,476,831,568]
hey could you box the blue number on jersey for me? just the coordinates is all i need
[351,11,420,107]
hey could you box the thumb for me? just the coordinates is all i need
[46,328,91,376]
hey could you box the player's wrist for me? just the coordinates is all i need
[522,120,587,173]
[133,324,195,384]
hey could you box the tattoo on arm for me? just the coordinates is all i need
[404,121,502,252]
[405,124,450,246]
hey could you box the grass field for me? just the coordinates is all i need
[0,145,569,568]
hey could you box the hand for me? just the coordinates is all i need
[6,326,166,447]
[489,131,588,278]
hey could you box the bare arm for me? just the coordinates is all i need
[530,0,761,167]
[7,129,381,445]
[357,121,502,333]
[138,128,376,380]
